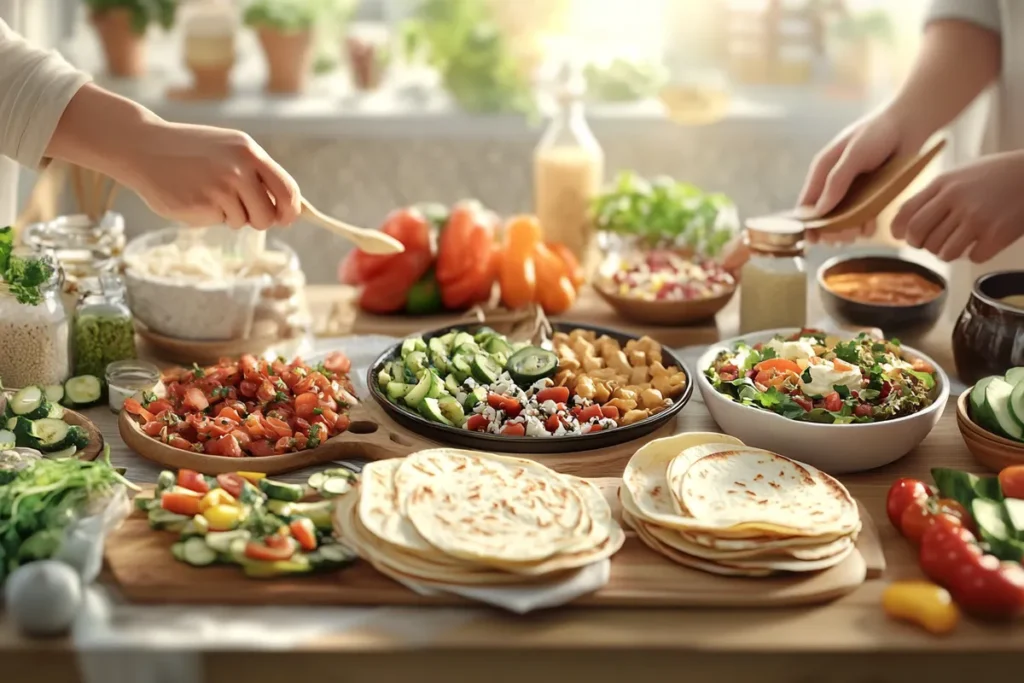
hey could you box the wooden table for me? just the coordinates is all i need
[5,286,1021,683]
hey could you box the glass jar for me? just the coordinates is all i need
[22,213,125,313]
[106,359,162,413]
[0,262,71,388]
[534,61,604,261]
[73,274,137,380]
[739,221,808,334]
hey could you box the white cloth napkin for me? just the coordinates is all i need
[387,559,611,614]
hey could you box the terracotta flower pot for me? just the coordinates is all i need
[256,26,314,94]
[91,8,147,78]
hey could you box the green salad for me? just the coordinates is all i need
[704,329,939,424]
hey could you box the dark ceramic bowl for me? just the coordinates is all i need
[953,270,1024,386]
[367,321,693,454]
[817,255,947,335]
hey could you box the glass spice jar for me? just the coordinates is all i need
[739,220,808,334]
[0,259,71,388]
[105,359,162,413]
[73,274,137,381]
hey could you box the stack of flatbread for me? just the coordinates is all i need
[619,433,861,577]
[335,448,624,587]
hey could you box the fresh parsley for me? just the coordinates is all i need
[0,226,55,306]
[832,340,861,364]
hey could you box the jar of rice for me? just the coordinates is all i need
[0,267,71,388]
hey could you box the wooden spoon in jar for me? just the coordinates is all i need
[301,198,404,255]
[745,137,947,235]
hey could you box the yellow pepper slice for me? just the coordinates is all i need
[199,488,237,512]
[203,504,242,531]
[882,581,959,635]
[237,471,266,484]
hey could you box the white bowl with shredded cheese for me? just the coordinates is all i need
[123,226,300,342]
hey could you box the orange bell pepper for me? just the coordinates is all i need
[547,242,586,288]
[499,217,541,309]
[532,243,576,315]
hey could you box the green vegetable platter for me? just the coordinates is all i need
[2,381,105,462]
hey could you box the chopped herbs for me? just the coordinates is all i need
[0,226,55,306]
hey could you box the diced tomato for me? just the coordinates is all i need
[143,421,164,437]
[294,392,319,419]
[146,399,174,415]
[256,380,277,403]
[244,540,294,562]
[486,394,522,418]
[265,417,293,439]
[216,407,242,423]
[230,430,252,448]
[215,473,245,498]
[588,424,604,433]
[243,414,266,438]
[247,440,276,457]
[323,352,352,375]
[183,388,209,412]
[239,380,259,398]
[794,396,813,412]
[335,413,350,433]
[536,387,570,404]
[601,405,620,420]
[161,492,201,516]
[293,433,309,450]
[500,423,527,436]
[167,435,193,451]
[578,405,602,422]
[466,414,489,432]
[209,434,243,458]
[823,392,843,412]
[193,417,230,439]
[854,404,873,417]
[177,469,210,494]
[124,398,155,423]
[544,415,561,432]
[274,436,295,454]
[289,518,318,551]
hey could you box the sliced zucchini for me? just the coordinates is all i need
[307,472,326,491]
[5,417,16,431]
[205,529,251,554]
[1011,381,1024,430]
[64,375,102,407]
[180,514,210,540]
[473,326,498,343]
[265,499,294,517]
[242,557,311,579]
[438,396,465,426]
[970,376,998,432]
[425,371,445,399]
[385,382,413,401]
[506,346,558,385]
[42,384,65,405]
[29,418,71,452]
[438,332,456,350]
[430,351,449,375]
[64,425,90,450]
[45,402,65,420]
[320,476,352,496]
[470,353,502,384]
[238,480,265,505]
[9,386,47,419]
[46,445,78,460]
[419,397,452,425]
[259,478,304,502]
[182,536,218,567]
[0,429,14,449]
[403,371,433,407]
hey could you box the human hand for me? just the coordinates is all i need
[798,109,925,244]
[890,151,1024,263]
[118,121,301,230]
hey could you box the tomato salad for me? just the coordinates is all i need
[124,352,357,457]
[705,329,939,424]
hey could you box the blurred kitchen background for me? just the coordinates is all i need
[18,0,965,302]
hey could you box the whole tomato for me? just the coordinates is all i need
[899,497,963,545]
[998,465,1024,499]
[358,249,433,314]
[886,478,931,529]
[344,208,433,287]
[947,554,1024,620]
[380,207,432,254]
[918,515,980,587]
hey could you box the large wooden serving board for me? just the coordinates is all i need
[104,480,884,609]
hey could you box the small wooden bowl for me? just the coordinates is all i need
[135,321,296,366]
[955,390,1024,471]
[1,391,104,462]
[594,284,735,326]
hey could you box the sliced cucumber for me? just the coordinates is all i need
[438,396,465,426]
[443,374,460,394]
[42,384,65,405]
[970,376,998,432]
[266,499,293,517]
[320,477,352,496]
[259,478,304,502]
[1006,367,1024,386]
[289,500,332,531]
[5,417,16,431]
[986,377,1024,441]
[46,445,78,460]
[182,536,218,567]
[438,332,456,350]
[403,371,432,407]
[1005,498,1024,540]
[385,382,413,401]
[45,402,65,420]
[428,337,448,358]
[205,529,251,554]
[425,371,444,399]
[473,326,498,343]
[30,418,71,451]
[307,472,326,490]
[376,369,392,388]
[148,508,191,531]
[170,542,186,562]
[451,356,473,383]
[401,338,427,358]
[484,336,513,357]
[405,351,428,375]
[309,543,357,570]
[9,386,47,419]
[180,514,210,539]
[1011,381,1024,430]
[463,386,487,412]
[470,353,502,384]
[430,351,449,375]
[453,331,475,349]
[419,397,452,425]
[506,346,558,385]
[0,429,14,449]
[64,375,102,407]
[156,470,176,493]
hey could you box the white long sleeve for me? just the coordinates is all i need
[925,0,1003,33]
[0,17,90,168]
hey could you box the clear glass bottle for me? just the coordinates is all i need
[0,258,70,388]
[739,222,808,334]
[73,274,137,381]
[533,61,604,261]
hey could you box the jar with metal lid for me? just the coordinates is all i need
[73,274,137,380]
[0,256,70,388]
[739,219,808,334]
[22,213,126,312]
[105,359,163,413]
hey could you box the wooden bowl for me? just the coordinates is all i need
[955,389,1024,471]
[594,284,735,326]
[135,320,297,366]
[1,390,104,462]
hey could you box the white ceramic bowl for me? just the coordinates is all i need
[696,328,950,474]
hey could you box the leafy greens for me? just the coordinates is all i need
[0,226,55,306]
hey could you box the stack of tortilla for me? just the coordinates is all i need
[619,433,861,577]
[335,448,624,587]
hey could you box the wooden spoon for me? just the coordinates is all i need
[745,137,947,235]
[301,198,404,254]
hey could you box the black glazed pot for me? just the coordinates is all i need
[953,270,1024,386]
[816,254,947,336]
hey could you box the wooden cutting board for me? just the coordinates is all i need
[104,481,883,609]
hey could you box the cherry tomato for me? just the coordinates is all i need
[359,249,433,314]
[244,540,295,562]
[854,404,873,417]
[588,424,604,433]
[177,469,210,494]
[500,423,526,436]
[823,391,842,412]
[934,498,971,529]
[948,554,1024,620]
[919,515,982,587]
[536,387,570,404]
[161,492,202,517]
[216,473,245,499]
[998,465,1024,499]
[465,414,489,432]
[886,478,931,529]
[547,242,585,288]
[900,498,961,545]
[294,392,319,420]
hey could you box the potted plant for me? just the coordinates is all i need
[84,0,178,78]
[244,0,320,94]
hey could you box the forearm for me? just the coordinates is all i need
[45,83,163,182]
[888,19,1001,145]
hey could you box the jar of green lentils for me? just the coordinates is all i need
[73,274,137,380]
